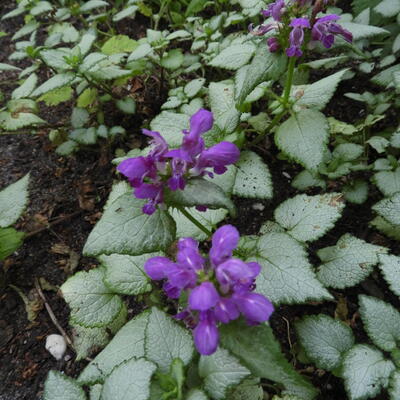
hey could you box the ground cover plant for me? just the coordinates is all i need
[1,0,400,399]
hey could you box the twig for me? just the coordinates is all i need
[34,278,74,350]
[24,211,83,239]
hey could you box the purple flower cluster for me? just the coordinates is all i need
[117,109,240,215]
[250,0,352,57]
[144,225,274,355]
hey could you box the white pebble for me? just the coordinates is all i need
[252,203,265,211]
[45,334,67,360]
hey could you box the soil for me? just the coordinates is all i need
[0,1,399,399]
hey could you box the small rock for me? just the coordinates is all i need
[45,334,66,360]
[252,203,265,211]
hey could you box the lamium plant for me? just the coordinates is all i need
[2,0,400,399]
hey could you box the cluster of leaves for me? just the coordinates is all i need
[0,174,29,262]
[3,0,400,399]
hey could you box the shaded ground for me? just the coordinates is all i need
[0,1,399,399]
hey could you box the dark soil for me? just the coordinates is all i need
[0,1,399,399]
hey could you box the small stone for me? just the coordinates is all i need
[252,203,265,211]
[282,171,291,179]
[45,334,67,360]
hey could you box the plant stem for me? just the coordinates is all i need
[282,56,296,107]
[247,109,286,147]
[176,206,212,237]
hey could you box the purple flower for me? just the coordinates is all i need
[287,17,310,57]
[267,37,280,52]
[144,225,274,355]
[194,311,219,355]
[117,109,239,215]
[312,14,352,48]
[189,282,219,311]
[261,0,286,21]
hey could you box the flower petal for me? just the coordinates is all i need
[189,282,220,311]
[144,256,175,280]
[234,292,274,323]
[210,225,240,266]
[117,157,150,187]
[214,297,239,324]
[193,311,219,355]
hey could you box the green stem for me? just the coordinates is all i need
[176,206,212,237]
[282,56,296,107]
[247,110,286,147]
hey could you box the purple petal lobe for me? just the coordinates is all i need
[214,297,239,324]
[198,141,240,171]
[177,247,205,271]
[193,311,219,355]
[189,282,220,311]
[144,256,175,280]
[117,157,150,187]
[210,225,240,266]
[189,109,214,139]
[234,292,274,323]
[177,237,199,251]
[216,258,254,287]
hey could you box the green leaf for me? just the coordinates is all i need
[150,111,189,147]
[32,73,75,97]
[235,44,287,104]
[343,180,368,204]
[359,295,400,352]
[40,49,72,71]
[71,108,90,129]
[340,22,389,41]
[274,193,345,242]
[0,63,21,71]
[12,21,39,41]
[374,0,400,17]
[101,358,156,400]
[39,86,73,106]
[294,69,349,111]
[83,193,176,257]
[101,253,155,295]
[101,35,138,55]
[209,81,240,134]
[80,0,108,12]
[145,307,194,373]
[44,371,86,400]
[79,311,149,384]
[250,233,332,304]
[186,389,209,400]
[371,216,400,241]
[372,64,400,87]
[56,140,79,156]
[70,127,97,145]
[378,254,400,297]
[317,234,388,289]
[31,1,53,16]
[170,207,227,241]
[296,315,355,371]
[0,227,25,260]
[209,44,255,71]
[73,303,127,360]
[373,193,400,226]
[230,378,263,400]
[232,151,273,199]
[113,5,138,21]
[275,109,329,171]
[90,384,102,400]
[184,78,205,98]
[389,370,400,400]
[291,170,326,191]
[0,174,30,227]
[165,178,235,215]
[199,348,250,400]
[373,167,400,197]
[61,268,123,328]
[0,111,45,131]
[12,73,38,99]
[220,321,318,400]
[161,49,184,70]
[78,28,97,56]
[77,88,98,108]
[116,97,136,114]
[342,345,395,400]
